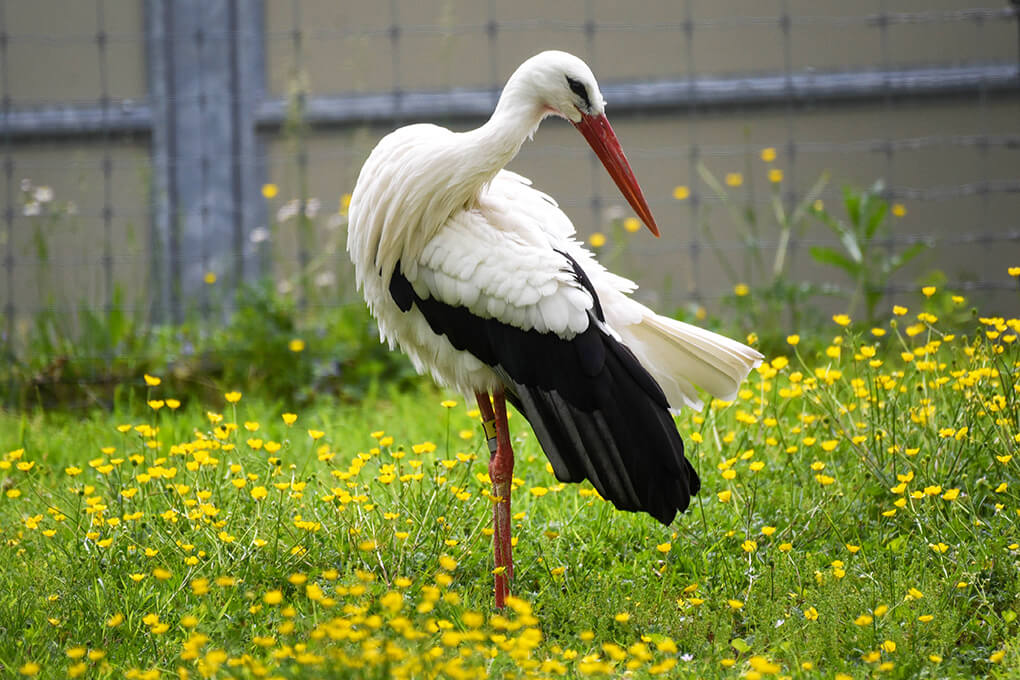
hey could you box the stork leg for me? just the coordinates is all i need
[476,388,514,609]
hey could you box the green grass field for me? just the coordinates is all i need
[1,297,1018,679]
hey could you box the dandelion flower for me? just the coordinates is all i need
[672,185,690,201]
[589,232,606,248]
[760,147,777,162]
[623,217,641,233]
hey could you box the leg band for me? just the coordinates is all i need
[482,418,498,454]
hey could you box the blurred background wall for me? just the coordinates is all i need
[2,1,1019,345]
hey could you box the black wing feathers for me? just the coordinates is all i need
[389,258,697,525]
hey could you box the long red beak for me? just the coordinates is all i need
[573,113,659,237]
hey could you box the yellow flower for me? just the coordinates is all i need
[893,305,907,316]
[672,185,690,201]
[922,285,936,297]
[589,232,606,248]
[717,490,732,503]
[440,399,457,408]
[224,391,241,404]
[18,662,40,676]
[725,172,743,187]
[727,599,744,610]
[760,147,777,163]
[282,412,298,425]
[891,203,906,217]
[166,398,181,410]
[779,542,792,552]
[786,334,800,346]
[264,590,283,605]
[1008,266,1020,277]
[261,183,279,199]
[854,614,874,626]
[152,567,172,581]
[656,542,671,553]
[143,374,161,386]
[741,539,758,553]
[768,168,783,183]
[734,283,750,297]
[203,272,217,285]
[803,606,818,620]
[288,338,305,353]
[107,612,124,627]
[614,612,630,623]
[761,526,776,536]
[340,193,353,214]
[623,217,641,233]
[250,486,268,500]
[749,656,781,674]
[529,486,548,497]
[833,313,851,326]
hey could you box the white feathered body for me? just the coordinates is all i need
[348,123,761,412]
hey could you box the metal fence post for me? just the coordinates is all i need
[144,0,264,324]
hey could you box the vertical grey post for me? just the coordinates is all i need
[0,0,14,350]
[96,0,115,317]
[145,0,264,324]
[683,0,701,306]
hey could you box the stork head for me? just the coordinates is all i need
[507,51,659,237]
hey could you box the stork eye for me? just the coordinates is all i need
[565,76,592,111]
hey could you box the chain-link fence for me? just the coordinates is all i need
[2,1,1019,360]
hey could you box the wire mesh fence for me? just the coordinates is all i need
[1,1,1019,392]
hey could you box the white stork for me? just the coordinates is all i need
[348,51,762,608]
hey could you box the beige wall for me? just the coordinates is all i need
[265,0,1018,96]
[4,142,153,339]
[5,0,146,103]
[2,1,1018,334]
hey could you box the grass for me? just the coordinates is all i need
[1,291,1018,679]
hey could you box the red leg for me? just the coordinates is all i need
[476,389,514,609]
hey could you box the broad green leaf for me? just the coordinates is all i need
[810,246,859,276]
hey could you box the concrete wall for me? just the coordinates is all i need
[2,0,1018,337]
